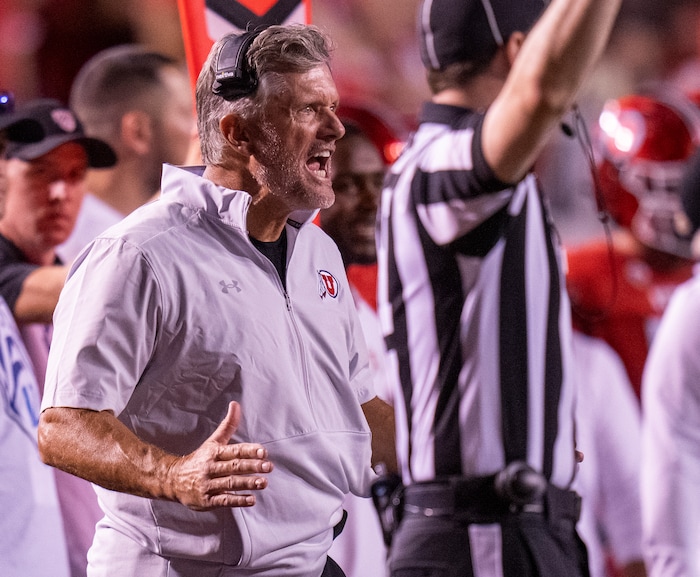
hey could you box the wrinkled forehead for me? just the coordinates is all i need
[262,65,337,103]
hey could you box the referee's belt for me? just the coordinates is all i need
[402,462,581,524]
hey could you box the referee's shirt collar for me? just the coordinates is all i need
[419,101,475,127]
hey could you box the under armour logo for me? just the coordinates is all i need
[220,280,241,294]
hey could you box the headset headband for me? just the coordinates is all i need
[212,30,262,101]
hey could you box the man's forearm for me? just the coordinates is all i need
[483,0,622,183]
[38,402,273,510]
[14,265,68,324]
[38,407,178,500]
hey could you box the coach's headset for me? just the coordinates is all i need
[212,29,263,101]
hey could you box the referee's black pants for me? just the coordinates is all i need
[387,490,589,577]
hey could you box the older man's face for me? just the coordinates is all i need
[1,142,88,259]
[249,65,345,212]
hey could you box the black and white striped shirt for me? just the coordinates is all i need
[377,102,577,488]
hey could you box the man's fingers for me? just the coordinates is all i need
[209,473,268,495]
[204,492,259,509]
[209,401,241,445]
[173,402,274,511]
[208,405,271,467]
[186,473,268,511]
[209,454,273,477]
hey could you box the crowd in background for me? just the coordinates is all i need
[3,1,700,576]
[3,0,700,244]
[2,1,700,112]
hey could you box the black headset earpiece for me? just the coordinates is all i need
[212,30,262,101]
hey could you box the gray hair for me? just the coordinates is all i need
[196,24,334,165]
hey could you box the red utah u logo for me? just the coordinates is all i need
[318,270,339,299]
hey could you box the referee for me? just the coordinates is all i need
[376,0,621,575]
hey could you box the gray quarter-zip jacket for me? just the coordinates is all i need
[43,164,376,576]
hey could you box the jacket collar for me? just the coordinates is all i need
[160,164,319,230]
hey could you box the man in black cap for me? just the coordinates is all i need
[0,96,115,577]
[0,90,43,213]
[375,0,621,575]
[0,91,73,577]
[0,97,115,373]
[0,98,115,336]
[0,92,43,147]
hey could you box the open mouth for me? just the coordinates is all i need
[306,150,331,179]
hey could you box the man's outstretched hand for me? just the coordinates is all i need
[165,401,273,511]
[39,401,273,510]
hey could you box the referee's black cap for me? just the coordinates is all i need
[418,0,546,70]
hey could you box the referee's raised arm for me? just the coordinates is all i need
[481,0,622,184]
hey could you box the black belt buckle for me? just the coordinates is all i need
[494,461,547,512]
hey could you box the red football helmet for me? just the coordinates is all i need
[336,103,408,165]
[596,93,700,258]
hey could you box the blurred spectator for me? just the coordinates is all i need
[572,332,646,577]
[537,1,700,245]
[640,145,700,576]
[0,296,71,577]
[0,97,116,577]
[0,89,71,577]
[57,44,195,263]
[566,93,700,400]
[321,106,406,577]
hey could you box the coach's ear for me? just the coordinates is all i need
[220,113,252,157]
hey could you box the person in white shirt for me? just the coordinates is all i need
[641,147,700,577]
[0,90,70,577]
[0,97,116,577]
[572,332,646,577]
[38,25,395,577]
[322,112,402,577]
[58,44,195,263]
